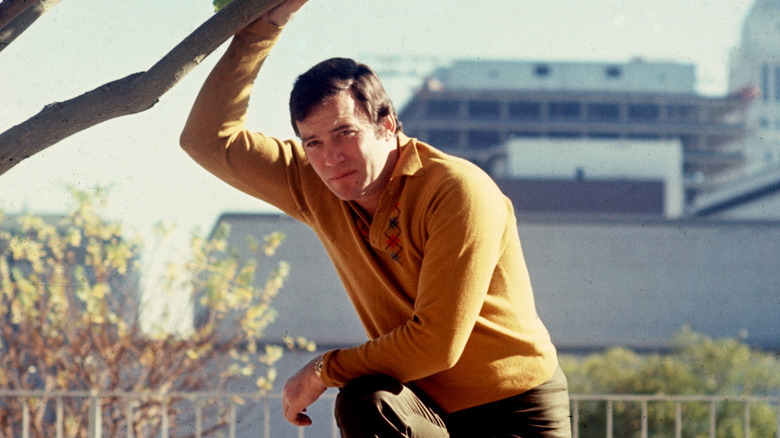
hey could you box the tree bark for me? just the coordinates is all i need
[0,0,63,53]
[0,0,285,177]
[0,0,37,30]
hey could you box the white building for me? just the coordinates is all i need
[687,0,780,219]
[730,0,780,169]
[503,138,685,218]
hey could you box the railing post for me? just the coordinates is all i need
[125,401,134,438]
[264,397,271,438]
[606,399,613,438]
[195,402,203,438]
[744,401,751,438]
[571,399,579,438]
[57,396,65,438]
[640,399,648,438]
[229,403,237,438]
[674,401,682,438]
[22,399,30,438]
[332,402,340,438]
[776,401,780,438]
[88,391,102,438]
[161,397,169,438]
[709,400,717,438]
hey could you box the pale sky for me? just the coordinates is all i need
[0,0,757,239]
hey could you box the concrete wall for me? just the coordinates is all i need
[517,217,780,351]
[217,213,780,352]
[216,214,366,347]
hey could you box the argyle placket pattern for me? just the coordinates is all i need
[352,210,370,242]
[384,204,403,263]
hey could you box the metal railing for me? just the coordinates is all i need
[0,389,335,438]
[1,390,778,438]
[570,394,780,438]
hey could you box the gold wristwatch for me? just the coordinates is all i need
[314,358,323,378]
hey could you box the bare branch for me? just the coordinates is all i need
[0,0,63,53]
[0,0,285,177]
[0,0,37,30]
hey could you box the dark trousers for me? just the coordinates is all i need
[334,366,571,438]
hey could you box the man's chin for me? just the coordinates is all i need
[328,189,356,202]
[325,184,358,201]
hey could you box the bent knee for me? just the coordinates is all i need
[335,374,404,416]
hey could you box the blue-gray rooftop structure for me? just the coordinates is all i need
[430,59,697,94]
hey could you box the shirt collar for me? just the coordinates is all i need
[392,133,425,178]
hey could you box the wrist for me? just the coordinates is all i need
[313,357,323,379]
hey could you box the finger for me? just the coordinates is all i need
[284,401,307,425]
[282,400,295,424]
[296,412,313,426]
[288,0,309,13]
[284,408,299,425]
[265,0,308,26]
[284,407,311,426]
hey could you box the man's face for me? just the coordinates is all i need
[297,90,397,214]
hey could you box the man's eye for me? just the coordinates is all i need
[305,141,320,148]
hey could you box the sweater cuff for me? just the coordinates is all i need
[319,349,343,388]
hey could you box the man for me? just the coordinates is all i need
[180,1,571,436]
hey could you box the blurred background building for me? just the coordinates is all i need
[398,59,747,216]
[374,0,780,221]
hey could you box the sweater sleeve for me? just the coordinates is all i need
[179,19,309,219]
[320,169,516,386]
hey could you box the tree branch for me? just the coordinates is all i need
[0,0,37,30]
[0,0,285,177]
[0,0,63,53]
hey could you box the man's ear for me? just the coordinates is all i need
[382,115,396,139]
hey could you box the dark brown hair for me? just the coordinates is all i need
[289,57,402,137]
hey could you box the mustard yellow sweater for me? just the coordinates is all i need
[180,20,558,413]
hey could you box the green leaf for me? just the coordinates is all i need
[213,0,234,11]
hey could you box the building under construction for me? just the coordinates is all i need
[398,59,754,215]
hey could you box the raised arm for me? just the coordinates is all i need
[179,0,311,217]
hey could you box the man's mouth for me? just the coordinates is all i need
[330,170,355,181]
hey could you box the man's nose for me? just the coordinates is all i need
[324,146,344,166]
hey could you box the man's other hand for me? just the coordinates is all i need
[283,356,327,426]
[260,0,310,27]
